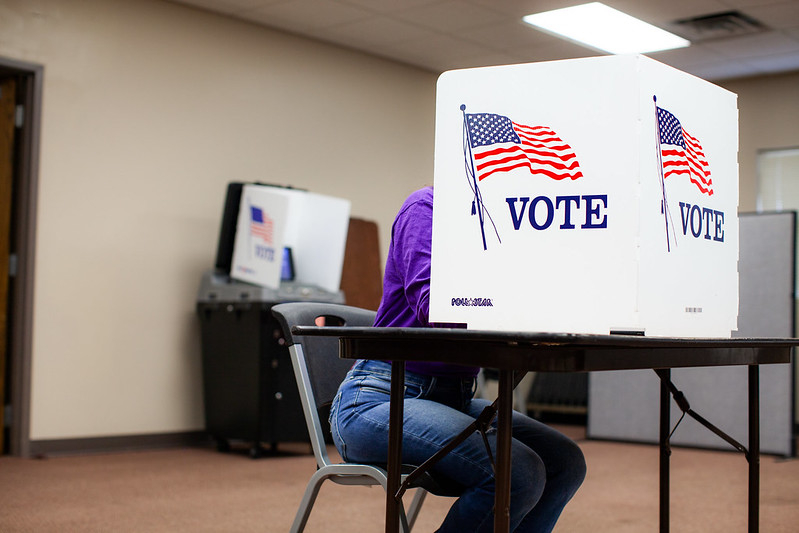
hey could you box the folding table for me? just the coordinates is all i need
[292,326,795,533]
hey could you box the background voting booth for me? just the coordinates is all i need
[197,183,349,457]
[588,212,797,456]
[228,184,351,293]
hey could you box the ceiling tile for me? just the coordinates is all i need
[743,2,799,30]
[650,43,730,68]
[335,0,443,14]
[465,0,575,18]
[243,0,372,32]
[719,0,790,8]
[483,1,740,41]
[685,57,765,80]
[604,0,732,24]
[743,51,799,74]
[703,31,799,58]
[170,0,281,14]
[316,16,439,49]
[513,39,604,64]
[386,32,490,68]
[390,0,507,33]
[461,19,554,51]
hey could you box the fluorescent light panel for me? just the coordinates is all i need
[522,2,690,54]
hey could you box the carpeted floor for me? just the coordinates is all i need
[1,425,797,532]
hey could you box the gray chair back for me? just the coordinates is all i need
[272,302,376,463]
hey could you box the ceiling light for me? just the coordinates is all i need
[522,2,690,54]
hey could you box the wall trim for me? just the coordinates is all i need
[28,431,212,458]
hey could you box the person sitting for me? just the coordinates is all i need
[328,186,586,532]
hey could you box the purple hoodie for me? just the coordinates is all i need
[373,187,479,378]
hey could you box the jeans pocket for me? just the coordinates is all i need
[354,378,391,406]
[357,376,427,401]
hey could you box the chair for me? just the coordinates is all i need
[271,302,462,533]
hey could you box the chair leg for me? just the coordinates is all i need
[289,471,328,533]
[406,488,428,531]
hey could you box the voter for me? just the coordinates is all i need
[329,186,586,533]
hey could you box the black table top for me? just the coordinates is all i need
[291,326,797,372]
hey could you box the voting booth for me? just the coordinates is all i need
[429,55,739,338]
[230,184,351,292]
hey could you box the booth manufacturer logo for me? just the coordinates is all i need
[654,96,724,252]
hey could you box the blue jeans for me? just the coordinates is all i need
[329,360,586,533]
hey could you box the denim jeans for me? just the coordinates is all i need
[329,360,586,533]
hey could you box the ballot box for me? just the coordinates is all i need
[429,54,738,337]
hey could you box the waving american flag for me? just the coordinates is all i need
[657,106,713,196]
[465,112,583,181]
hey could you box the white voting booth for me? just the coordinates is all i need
[230,184,351,292]
[429,54,739,338]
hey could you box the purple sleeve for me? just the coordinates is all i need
[376,189,479,377]
[391,196,434,325]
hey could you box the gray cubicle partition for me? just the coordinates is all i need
[587,212,796,456]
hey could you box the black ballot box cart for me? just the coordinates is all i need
[196,270,344,458]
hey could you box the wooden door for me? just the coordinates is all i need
[0,78,16,454]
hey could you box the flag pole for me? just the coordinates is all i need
[654,96,672,252]
[462,104,488,250]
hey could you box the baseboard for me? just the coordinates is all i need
[28,431,212,458]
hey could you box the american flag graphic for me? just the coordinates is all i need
[657,106,713,196]
[465,113,583,181]
[249,206,273,244]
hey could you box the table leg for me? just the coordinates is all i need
[386,361,405,533]
[748,365,760,533]
[494,369,514,532]
[659,368,670,533]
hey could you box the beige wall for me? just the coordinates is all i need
[720,71,799,211]
[1,0,436,440]
[1,0,797,443]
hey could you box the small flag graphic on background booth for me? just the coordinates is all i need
[656,105,713,196]
[249,206,274,244]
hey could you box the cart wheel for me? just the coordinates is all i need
[249,445,263,459]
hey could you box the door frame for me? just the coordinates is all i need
[0,56,42,457]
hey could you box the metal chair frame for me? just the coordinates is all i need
[272,302,452,533]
